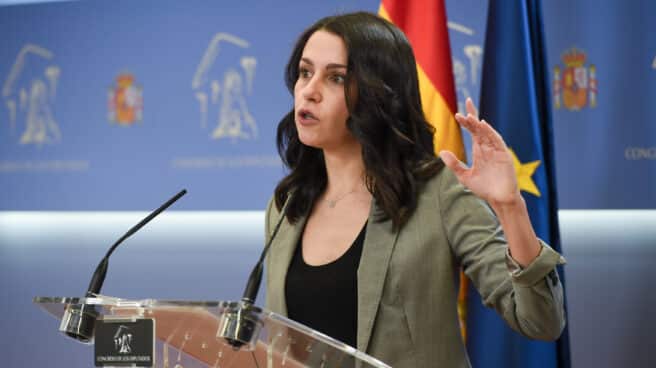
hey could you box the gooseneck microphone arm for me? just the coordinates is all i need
[241,197,291,305]
[219,196,291,350]
[86,189,187,296]
[61,189,187,344]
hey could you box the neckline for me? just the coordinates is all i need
[299,221,367,268]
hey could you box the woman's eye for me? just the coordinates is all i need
[331,74,346,84]
[299,68,312,79]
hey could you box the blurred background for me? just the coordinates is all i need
[1,0,654,366]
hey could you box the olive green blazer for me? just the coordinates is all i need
[265,168,565,367]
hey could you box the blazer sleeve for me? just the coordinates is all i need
[436,168,566,341]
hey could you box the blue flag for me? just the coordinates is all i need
[465,1,571,367]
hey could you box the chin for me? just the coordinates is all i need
[298,137,323,149]
[296,129,321,149]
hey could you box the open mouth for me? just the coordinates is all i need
[299,109,317,121]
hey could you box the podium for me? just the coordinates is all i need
[34,295,390,368]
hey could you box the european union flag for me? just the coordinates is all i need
[465,1,571,367]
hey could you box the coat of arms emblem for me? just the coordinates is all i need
[108,73,143,125]
[553,48,597,111]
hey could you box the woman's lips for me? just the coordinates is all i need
[297,109,319,125]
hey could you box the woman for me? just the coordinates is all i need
[265,12,565,367]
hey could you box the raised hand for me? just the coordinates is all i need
[438,98,521,207]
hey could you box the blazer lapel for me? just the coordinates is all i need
[357,201,399,352]
[267,213,307,316]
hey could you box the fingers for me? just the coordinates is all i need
[465,97,478,119]
[455,112,480,135]
[454,99,506,149]
[439,150,469,178]
[477,119,508,149]
[455,98,482,136]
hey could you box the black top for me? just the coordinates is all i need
[285,222,367,347]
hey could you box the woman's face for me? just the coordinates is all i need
[294,30,357,151]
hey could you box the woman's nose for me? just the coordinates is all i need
[302,77,322,102]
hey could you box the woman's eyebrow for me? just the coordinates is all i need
[300,57,347,70]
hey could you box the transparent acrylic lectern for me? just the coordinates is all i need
[34,295,391,368]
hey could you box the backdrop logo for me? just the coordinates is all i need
[108,73,143,125]
[449,21,483,115]
[553,48,597,110]
[2,44,62,145]
[192,33,257,141]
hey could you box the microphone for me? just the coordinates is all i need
[218,196,291,350]
[241,198,291,305]
[60,189,187,344]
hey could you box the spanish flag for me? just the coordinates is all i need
[378,0,465,160]
[378,0,468,340]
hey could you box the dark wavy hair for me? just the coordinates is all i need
[274,12,444,229]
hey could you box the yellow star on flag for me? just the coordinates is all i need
[508,148,541,197]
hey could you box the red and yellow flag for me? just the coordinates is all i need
[379,0,468,341]
[378,0,465,160]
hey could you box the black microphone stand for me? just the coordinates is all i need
[218,197,291,350]
[60,189,187,343]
